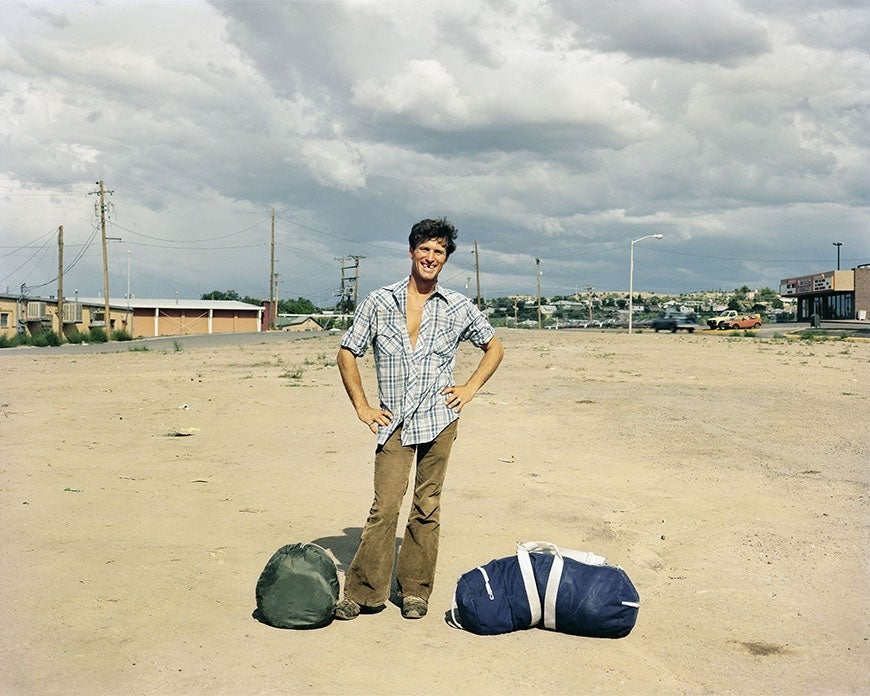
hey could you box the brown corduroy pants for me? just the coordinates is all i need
[343,420,458,606]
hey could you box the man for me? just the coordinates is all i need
[334,218,504,620]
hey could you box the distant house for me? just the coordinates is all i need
[277,315,324,332]
[662,301,696,314]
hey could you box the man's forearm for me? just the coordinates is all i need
[337,346,392,433]
[337,347,370,411]
[466,336,504,392]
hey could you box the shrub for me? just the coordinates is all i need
[30,331,62,347]
[112,329,132,341]
[88,327,108,343]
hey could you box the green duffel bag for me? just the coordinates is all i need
[255,542,339,629]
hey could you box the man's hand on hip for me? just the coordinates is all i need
[357,405,393,433]
[442,384,476,413]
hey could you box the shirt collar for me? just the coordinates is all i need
[389,275,447,303]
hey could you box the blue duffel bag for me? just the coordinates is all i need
[448,541,639,638]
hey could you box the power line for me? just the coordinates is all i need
[0,226,57,257]
[109,218,269,244]
[277,213,396,252]
[112,239,268,251]
[0,234,55,286]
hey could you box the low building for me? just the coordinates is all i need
[0,294,115,341]
[0,295,263,340]
[779,266,869,321]
[277,315,324,332]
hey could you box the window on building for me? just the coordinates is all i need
[798,293,853,321]
[0,312,8,328]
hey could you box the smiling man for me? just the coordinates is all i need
[335,217,504,620]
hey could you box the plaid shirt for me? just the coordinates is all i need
[340,276,495,446]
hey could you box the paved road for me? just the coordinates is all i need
[700,322,812,337]
[0,330,338,356]
[4,321,861,357]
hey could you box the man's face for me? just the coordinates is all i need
[409,237,448,284]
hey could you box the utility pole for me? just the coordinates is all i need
[336,256,364,314]
[335,257,344,311]
[57,225,63,338]
[473,241,481,310]
[269,208,277,329]
[91,180,114,341]
[126,250,132,336]
[536,257,542,329]
[352,255,362,309]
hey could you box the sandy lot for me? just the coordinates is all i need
[1,328,868,695]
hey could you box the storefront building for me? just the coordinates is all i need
[780,266,869,321]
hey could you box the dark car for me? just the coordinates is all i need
[651,312,700,333]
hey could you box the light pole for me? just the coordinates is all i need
[628,234,663,334]
[833,242,843,270]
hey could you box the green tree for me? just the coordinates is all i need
[755,287,779,303]
[201,290,264,306]
[732,285,751,306]
[278,297,318,314]
[201,290,241,301]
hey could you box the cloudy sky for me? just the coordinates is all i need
[1,0,868,306]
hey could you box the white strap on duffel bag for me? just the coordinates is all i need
[516,541,607,630]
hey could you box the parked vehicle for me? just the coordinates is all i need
[725,313,763,330]
[651,312,701,333]
[706,310,739,330]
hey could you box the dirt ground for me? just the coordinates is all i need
[1,328,868,695]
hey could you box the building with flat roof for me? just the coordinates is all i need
[779,266,869,321]
[0,295,263,340]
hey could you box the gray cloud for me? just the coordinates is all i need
[552,0,770,64]
[0,0,867,304]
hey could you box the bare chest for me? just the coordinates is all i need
[406,294,427,349]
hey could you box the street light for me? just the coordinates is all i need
[628,234,664,334]
[833,242,843,270]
